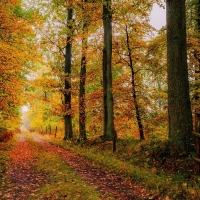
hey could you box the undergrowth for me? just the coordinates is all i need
[50,135,200,199]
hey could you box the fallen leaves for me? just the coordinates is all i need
[1,132,151,199]
[0,134,48,200]
[38,136,150,199]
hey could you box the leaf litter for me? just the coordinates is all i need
[0,132,154,199]
[0,134,48,200]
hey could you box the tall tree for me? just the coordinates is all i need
[102,0,116,144]
[64,5,73,140]
[185,0,200,172]
[167,0,193,152]
[79,0,88,140]
[102,1,108,139]
[102,48,108,139]
[193,0,200,103]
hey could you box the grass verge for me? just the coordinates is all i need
[49,136,200,200]
[31,141,106,200]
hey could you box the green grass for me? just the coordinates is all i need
[31,142,107,200]
[50,136,200,199]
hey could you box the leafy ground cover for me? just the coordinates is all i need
[0,133,49,199]
[0,133,105,199]
[49,135,200,199]
[1,131,200,199]
[0,135,14,191]
[0,132,152,199]
[30,142,104,199]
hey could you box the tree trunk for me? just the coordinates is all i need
[64,7,73,140]
[102,0,116,142]
[125,25,145,140]
[49,125,51,135]
[103,49,108,138]
[54,126,57,138]
[79,0,88,141]
[194,0,200,174]
[194,0,200,102]
[167,0,193,153]
[197,0,200,32]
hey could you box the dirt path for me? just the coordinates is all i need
[0,132,152,200]
[0,134,48,200]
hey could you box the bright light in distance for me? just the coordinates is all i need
[21,105,29,113]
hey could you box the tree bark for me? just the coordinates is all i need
[193,0,200,102]
[64,7,73,140]
[197,0,200,32]
[194,0,200,173]
[79,0,88,141]
[167,0,193,153]
[102,0,116,142]
[103,49,108,138]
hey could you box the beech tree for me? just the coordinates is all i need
[167,0,193,153]
[79,0,88,140]
[191,0,200,105]
[102,0,116,143]
[64,4,73,140]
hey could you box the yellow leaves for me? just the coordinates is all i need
[0,0,41,131]
[124,2,132,10]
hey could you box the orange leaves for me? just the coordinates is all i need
[123,1,132,10]
[9,141,34,165]
[0,0,40,131]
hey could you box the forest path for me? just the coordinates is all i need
[0,133,48,200]
[0,132,152,200]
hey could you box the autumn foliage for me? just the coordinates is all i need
[25,0,168,139]
[0,0,41,133]
[0,0,198,147]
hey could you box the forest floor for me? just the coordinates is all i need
[0,131,153,200]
